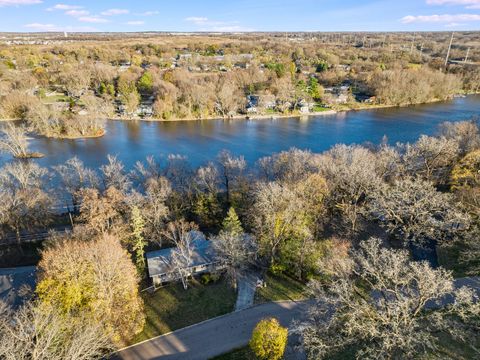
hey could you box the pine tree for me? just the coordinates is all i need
[221,207,243,236]
[130,206,146,274]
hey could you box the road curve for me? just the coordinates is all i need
[113,301,308,360]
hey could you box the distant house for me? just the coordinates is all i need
[146,232,223,287]
[0,266,36,308]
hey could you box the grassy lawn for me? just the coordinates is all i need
[131,277,236,344]
[41,94,69,104]
[255,272,307,304]
[210,347,257,360]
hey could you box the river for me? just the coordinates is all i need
[1,95,480,170]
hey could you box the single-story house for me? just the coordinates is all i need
[0,266,36,308]
[146,232,224,287]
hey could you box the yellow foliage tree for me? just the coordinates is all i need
[249,318,288,360]
[36,234,145,345]
[450,149,480,190]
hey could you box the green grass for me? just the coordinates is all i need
[131,277,236,344]
[312,104,330,112]
[210,346,257,360]
[255,272,307,304]
[41,94,69,104]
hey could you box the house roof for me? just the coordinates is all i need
[0,266,36,308]
[146,231,217,277]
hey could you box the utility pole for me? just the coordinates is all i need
[464,47,470,63]
[444,32,454,68]
[410,32,416,53]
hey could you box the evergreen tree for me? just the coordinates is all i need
[221,207,243,236]
[130,206,146,274]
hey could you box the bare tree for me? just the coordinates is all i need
[100,155,131,193]
[54,157,99,208]
[0,123,30,158]
[298,238,479,359]
[211,231,256,286]
[256,148,319,184]
[0,161,52,241]
[368,177,469,246]
[319,145,381,233]
[0,301,112,360]
[217,150,246,206]
[162,220,199,289]
[439,120,480,155]
[141,176,172,246]
[402,135,459,184]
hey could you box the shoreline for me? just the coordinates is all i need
[1,93,478,141]
[108,93,479,124]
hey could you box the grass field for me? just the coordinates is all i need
[255,272,307,304]
[131,277,236,344]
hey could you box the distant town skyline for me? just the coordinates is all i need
[0,0,480,32]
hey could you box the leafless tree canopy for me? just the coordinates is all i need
[298,238,480,359]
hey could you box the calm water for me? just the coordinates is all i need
[2,95,480,170]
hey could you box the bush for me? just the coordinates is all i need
[201,272,221,285]
[249,318,288,360]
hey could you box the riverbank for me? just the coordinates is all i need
[108,93,479,124]
[110,109,338,123]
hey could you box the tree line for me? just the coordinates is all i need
[1,120,480,358]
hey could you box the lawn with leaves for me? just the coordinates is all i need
[131,277,236,344]
[255,272,307,304]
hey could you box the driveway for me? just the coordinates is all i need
[114,301,308,360]
[235,272,258,311]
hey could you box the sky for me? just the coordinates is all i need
[0,0,480,32]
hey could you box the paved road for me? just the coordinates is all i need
[114,301,308,360]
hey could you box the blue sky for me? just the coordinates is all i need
[0,0,480,32]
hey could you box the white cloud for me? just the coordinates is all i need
[24,22,97,31]
[401,13,480,23]
[125,21,145,25]
[0,0,42,6]
[78,16,109,23]
[136,10,159,16]
[65,9,89,17]
[185,16,209,25]
[101,8,129,16]
[46,3,82,11]
[427,0,480,9]
[185,17,253,32]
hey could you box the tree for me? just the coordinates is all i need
[137,71,154,94]
[162,220,199,289]
[222,207,243,236]
[439,121,480,155]
[130,206,146,274]
[298,238,479,359]
[0,161,52,241]
[369,177,469,246]
[100,155,131,193]
[211,210,256,286]
[320,145,381,233]
[140,176,171,246]
[217,150,246,206]
[0,300,112,360]
[402,135,459,184]
[54,157,99,209]
[36,233,145,345]
[249,318,288,360]
[77,187,127,235]
[0,123,30,158]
